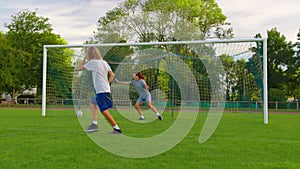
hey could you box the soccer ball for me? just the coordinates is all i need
[76,110,83,117]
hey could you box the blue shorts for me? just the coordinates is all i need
[92,93,113,112]
[137,95,151,103]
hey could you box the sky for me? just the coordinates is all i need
[0,0,299,44]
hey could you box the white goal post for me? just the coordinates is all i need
[42,38,268,124]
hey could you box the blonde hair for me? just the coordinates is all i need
[86,47,102,60]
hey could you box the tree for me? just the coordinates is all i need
[220,55,261,102]
[283,29,300,101]
[0,31,31,98]
[295,29,300,100]
[296,29,300,58]
[266,28,295,89]
[256,28,296,101]
[268,88,287,102]
[143,0,233,39]
[4,9,68,97]
[94,0,233,43]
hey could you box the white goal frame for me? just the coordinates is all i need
[42,38,268,124]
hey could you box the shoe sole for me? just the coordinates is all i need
[85,129,99,133]
[112,129,122,134]
[108,131,122,134]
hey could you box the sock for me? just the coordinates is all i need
[92,121,97,125]
[140,115,145,119]
[156,112,160,116]
[113,125,120,130]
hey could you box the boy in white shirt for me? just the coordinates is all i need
[77,47,122,134]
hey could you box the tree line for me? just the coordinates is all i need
[0,0,299,103]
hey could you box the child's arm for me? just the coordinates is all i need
[115,78,131,85]
[108,70,115,83]
[143,81,150,90]
[77,56,87,71]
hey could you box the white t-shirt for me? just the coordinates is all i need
[84,59,111,93]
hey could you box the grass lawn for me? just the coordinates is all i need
[0,108,299,169]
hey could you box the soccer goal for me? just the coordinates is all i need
[42,38,268,124]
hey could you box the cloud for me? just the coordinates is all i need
[0,0,123,44]
[37,0,123,44]
[216,0,300,42]
[1,0,299,44]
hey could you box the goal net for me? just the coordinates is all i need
[42,39,268,124]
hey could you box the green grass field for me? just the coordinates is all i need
[0,108,299,169]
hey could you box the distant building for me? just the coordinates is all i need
[22,87,37,95]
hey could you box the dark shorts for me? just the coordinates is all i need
[95,93,113,112]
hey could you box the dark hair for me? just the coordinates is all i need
[135,72,145,80]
